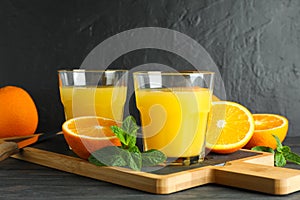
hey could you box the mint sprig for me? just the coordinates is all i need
[251,134,300,167]
[88,116,166,171]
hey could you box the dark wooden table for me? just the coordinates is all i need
[1,137,300,200]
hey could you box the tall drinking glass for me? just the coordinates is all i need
[58,69,128,122]
[134,71,214,165]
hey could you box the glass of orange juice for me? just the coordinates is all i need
[133,71,214,165]
[58,69,128,122]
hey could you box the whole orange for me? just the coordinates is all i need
[0,86,38,138]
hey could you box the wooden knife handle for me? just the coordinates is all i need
[214,162,300,195]
[0,141,19,161]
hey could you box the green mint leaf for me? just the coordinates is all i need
[272,134,283,149]
[281,146,291,153]
[128,145,141,154]
[88,155,106,166]
[283,151,300,165]
[89,146,143,171]
[275,152,286,167]
[250,134,300,167]
[125,133,136,149]
[129,136,137,148]
[251,146,275,154]
[122,116,139,149]
[111,116,139,149]
[122,115,139,137]
[90,116,167,171]
[89,146,127,167]
[110,126,127,146]
[142,149,167,167]
[277,147,283,153]
[123,150,142,171]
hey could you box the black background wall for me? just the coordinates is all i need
[0,0,299,136]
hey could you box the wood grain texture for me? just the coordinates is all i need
[0,141,18,161]
[214,162,300,195]
[11,147,300,195]
[2,137,300,199]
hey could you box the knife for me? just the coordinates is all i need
[0,130,61,161]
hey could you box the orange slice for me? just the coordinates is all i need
[244,114,288,150]
[62,116,121,160]
[206,101,255,154]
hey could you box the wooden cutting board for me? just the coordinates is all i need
[10,133,300,195]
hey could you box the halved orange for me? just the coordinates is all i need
[62,116,121,160]
[244,114,288,150]
[206,101,255,154]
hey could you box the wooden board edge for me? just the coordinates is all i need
[10,147,214,194]
[155,166,215,194]
[10,147,280,194]
[231,149,274,166]
[213,161,300,195]
[11,147,162,193]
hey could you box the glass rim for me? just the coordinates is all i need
[133,70,215,76]
[57,69,128,73]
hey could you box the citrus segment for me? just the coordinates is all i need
[206,101,254,154]
[62,116,121,160]
[244,114,288,150]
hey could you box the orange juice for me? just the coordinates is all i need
[59,86,127,121]
[135,87,211,158]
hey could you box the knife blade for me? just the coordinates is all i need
[0,130,61,161]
